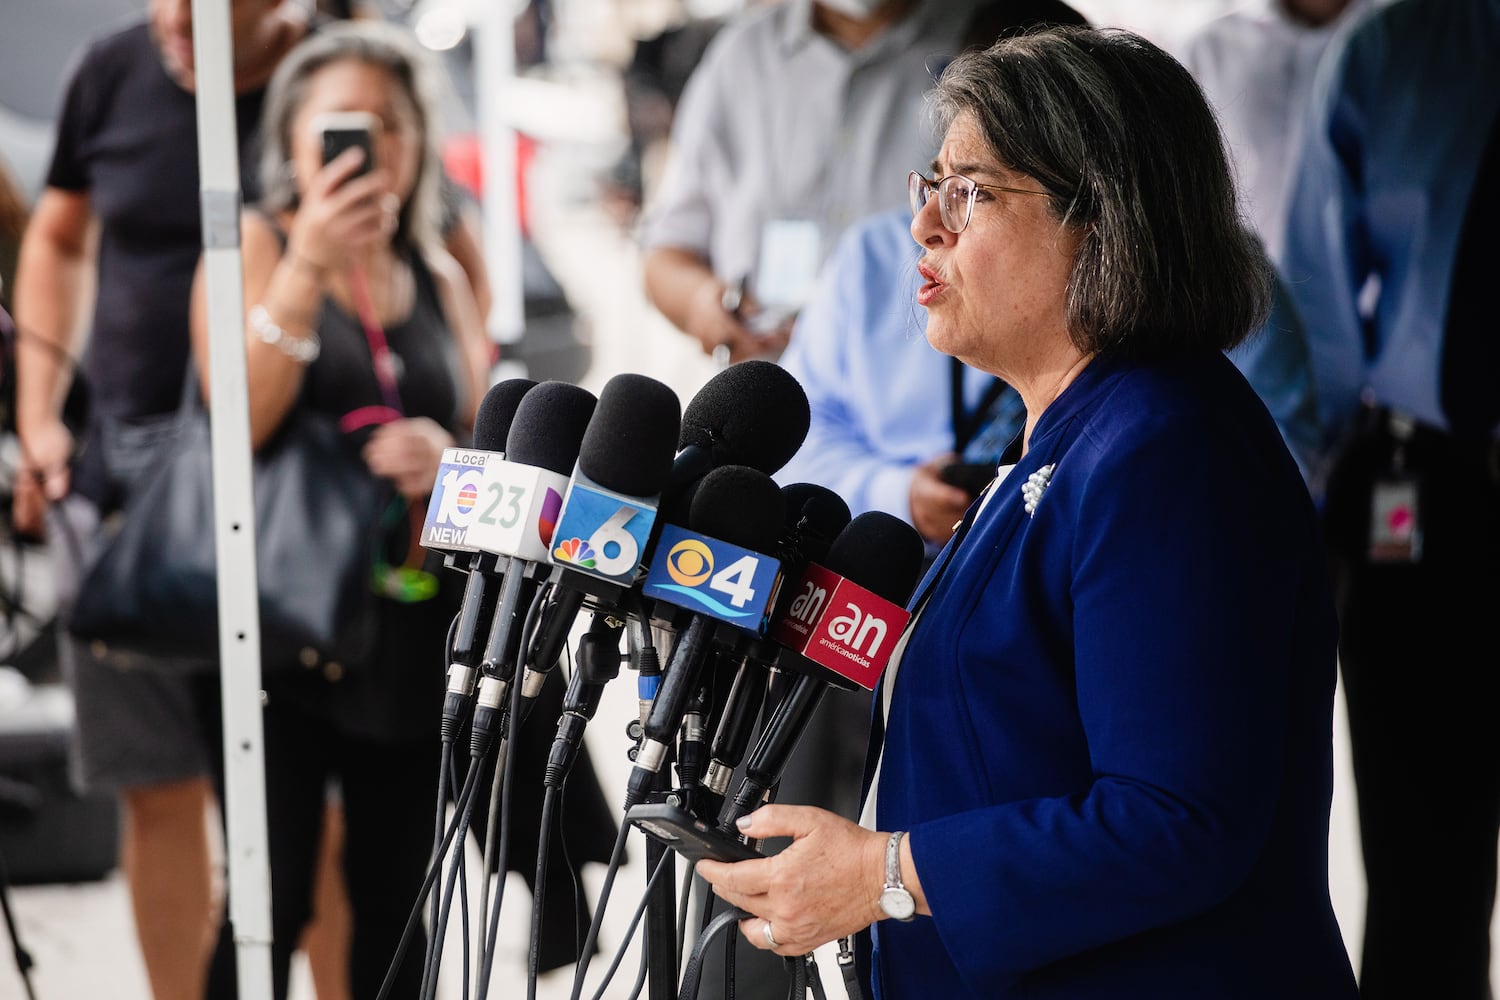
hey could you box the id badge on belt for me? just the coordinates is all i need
[1368,476,1422,563]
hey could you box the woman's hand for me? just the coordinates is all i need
[285,148,399,274]
[695,805,887,956]
[361,416,453,500]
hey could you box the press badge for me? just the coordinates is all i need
[754,219,821,317]
[1368,478,1422,563]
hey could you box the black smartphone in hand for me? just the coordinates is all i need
[627,802,762,864]
[313,110,377,178]
[938,460,996,497]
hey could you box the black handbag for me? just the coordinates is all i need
[66,398,393,672]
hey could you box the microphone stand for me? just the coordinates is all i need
[643,770,680,1000]
[0,799,38,1000]
[616,621,681,1000]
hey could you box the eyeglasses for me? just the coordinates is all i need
[908,170,1051,234]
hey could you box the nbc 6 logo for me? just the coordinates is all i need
[579,507,643,577]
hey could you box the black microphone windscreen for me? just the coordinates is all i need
[578,373,681,496]
[473,378,538,451]
[780,483,851,536]
[678,360,811,477]
[824,511,926,606]
[780,483,851,566]
[506,381,598,476]
[689,465,786,554]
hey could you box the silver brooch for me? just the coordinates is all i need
[1021,464,1055,516]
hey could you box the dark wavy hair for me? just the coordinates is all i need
[930,26,1272,358]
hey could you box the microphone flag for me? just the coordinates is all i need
[642,524,782,634]
[550,469,658,584]
[770,563,911,690]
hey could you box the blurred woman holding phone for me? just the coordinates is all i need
[188,20,487,998]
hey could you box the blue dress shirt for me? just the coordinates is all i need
[1280,0,1500,447]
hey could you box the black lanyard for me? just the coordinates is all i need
[949,356,1007,456]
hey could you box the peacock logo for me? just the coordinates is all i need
[553,537,597,568]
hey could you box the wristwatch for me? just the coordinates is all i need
[878,831,916,922]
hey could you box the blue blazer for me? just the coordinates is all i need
[869,350,1357,998]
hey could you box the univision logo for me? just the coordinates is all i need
[537,487,564,546]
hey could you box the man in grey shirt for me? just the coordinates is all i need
[641,0,984,365]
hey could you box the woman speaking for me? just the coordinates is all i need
[696,26,1359,999]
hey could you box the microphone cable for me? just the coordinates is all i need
[527,602,638,997]
[676,904,750,1000]
[585,848,674,1000]
[526,780,562,1000]
[474,579,551,1000]
[567,816,635,1000]
[419,614,464,1000]
[415,577,549,1000]
[374,748,486,1000]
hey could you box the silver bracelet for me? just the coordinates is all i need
[248,304,320,364]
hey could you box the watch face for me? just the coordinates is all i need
[880,887,916,922]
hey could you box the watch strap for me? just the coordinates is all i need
[885,831,906,889]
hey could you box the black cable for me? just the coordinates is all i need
[567,817,634,1000]
[418,740,454,1000]
[475,580,549,1000]
[421,605,486,1000]
[423,739,492,1000]
[676,903,750,1000]
[628,929,650,1000]
[526,762,587,999]
[375,754,485,1000]
[526,782,561,1000]
[0,845,38,1000]
[588,850,675,1000]
[419,616,462,1000]
[449,746,475,1000]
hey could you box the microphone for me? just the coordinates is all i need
[777,482,853,569]
[769,509,924,691]
[719,511,925,830]
[420,377,538,737]
[523,372,681,704]
[623,465,787,809]
[667,359,812,499]
[469,381,597,753]
[421,377,538,556]
[696,483,852,817]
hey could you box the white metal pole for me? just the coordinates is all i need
[475,0,525,355]
[191,2,274,997]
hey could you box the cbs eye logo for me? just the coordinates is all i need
[665,539,714,587]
